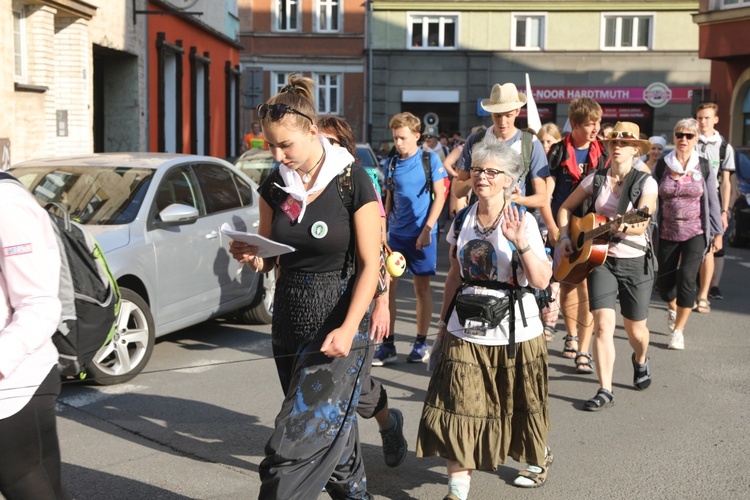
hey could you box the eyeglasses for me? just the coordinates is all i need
[257,103,313,125]
[470,167,505,179]
[675,132,696,140]
[607,130,638,140]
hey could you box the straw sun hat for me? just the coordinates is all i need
[480,83,527,114]
[602,122,652,156]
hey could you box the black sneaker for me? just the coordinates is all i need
[380,409,407,467]
[708,286,723,300]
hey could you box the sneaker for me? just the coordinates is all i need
[379,409,407,467]
[667,308,677,333]
[668,329,684,350]
[406,341,430,363]
[372,344,397,366]
[708,286,723,300]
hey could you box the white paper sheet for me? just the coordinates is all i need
[220,223,296,258]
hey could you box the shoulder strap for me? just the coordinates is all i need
[452,205,471,243]
[386,154,398,189]
[521,131,533,178]
[588,168,609,214]
[421,150,433,197]
[0,171,19,183]
[719,138,728,166]
[336,163,354,214]
[617,168,649,216]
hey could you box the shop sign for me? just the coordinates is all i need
[518,85,694,105]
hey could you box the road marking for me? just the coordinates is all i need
[59,384,148,408]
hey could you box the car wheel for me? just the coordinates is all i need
[88,288,155,385]
[729,207,746,248]
[237,271,275,325]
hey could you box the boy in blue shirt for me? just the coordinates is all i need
[374,112,448,365]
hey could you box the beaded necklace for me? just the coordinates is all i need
[473,206,504,239]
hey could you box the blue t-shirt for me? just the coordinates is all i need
[460,128,549,195]
[387,150,448,237]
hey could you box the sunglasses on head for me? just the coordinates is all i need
[607,131,638,140]
[327,137,340,146]
[675,132,695,140]
[257,103,313,124]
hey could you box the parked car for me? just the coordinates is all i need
[729,147,750,247]
[9,153,275,385]
[234,149,276,186]
[356,143,385,197]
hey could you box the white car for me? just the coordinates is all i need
[9,153,274,384]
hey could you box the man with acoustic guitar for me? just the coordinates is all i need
[546,98,608,374]
[556,122,658,412]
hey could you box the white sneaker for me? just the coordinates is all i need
[668,329,684,350]
[667,308,676,333]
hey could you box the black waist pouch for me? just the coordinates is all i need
[454,294,510,329]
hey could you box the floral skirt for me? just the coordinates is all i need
[416,333,550,470]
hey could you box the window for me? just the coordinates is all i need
[13,6,26,81]
[408,13,458,50]
[194,164,244,214]
[190,48,211,155]
[512,13,545,50]
[275,0,300,32]
[602,14,652,50]
[272,72,292,96]
[225,63,241,158]
[721,0,750,9]
[315,73,341,114]
[315,0,341,32]
[157,34,184,153]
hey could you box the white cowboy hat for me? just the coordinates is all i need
[480,83,527,114]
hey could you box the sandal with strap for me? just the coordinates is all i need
[575,352,594,374]
[544,326,555,342]
[632,353,652,390]
[562,335,578,359]
[583,388,615,412]
[513,447,554,488]
[695,298,711,314]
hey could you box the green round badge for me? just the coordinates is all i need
[311,221,328,239]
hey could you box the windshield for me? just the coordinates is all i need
[11,166,154,225]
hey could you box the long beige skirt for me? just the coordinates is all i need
[416,333,550,471]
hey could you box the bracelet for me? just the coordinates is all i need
[437,320,447,328]
[559,235,570,241]
[721,209,728,214]
[518,244,532,255]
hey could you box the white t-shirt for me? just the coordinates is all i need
[445,205,547,346]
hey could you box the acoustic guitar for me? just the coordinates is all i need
[553,209,651,284]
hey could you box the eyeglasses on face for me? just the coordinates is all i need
[607,131,638,140]
[257,103,313,125]
[470,167,505,179]
[675,132,696,140]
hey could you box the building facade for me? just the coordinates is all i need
[694,0,750,146]
[2,0,241,167]
[237,0,367,141]
[370,0,711,145]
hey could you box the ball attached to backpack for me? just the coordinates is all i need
[386,252,406,277]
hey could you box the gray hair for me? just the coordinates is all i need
[673,118,699,136]
[471,134,524,197]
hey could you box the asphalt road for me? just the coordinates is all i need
[49,236,750,500]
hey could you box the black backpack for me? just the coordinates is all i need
[0,172,121,380]
[387,150,435,200]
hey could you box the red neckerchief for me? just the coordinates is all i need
[562,135,604,183]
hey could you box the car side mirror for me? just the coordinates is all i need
[156,203,199,226]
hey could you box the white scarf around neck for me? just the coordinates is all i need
[275,136,354,222]
[664,149,701,176]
